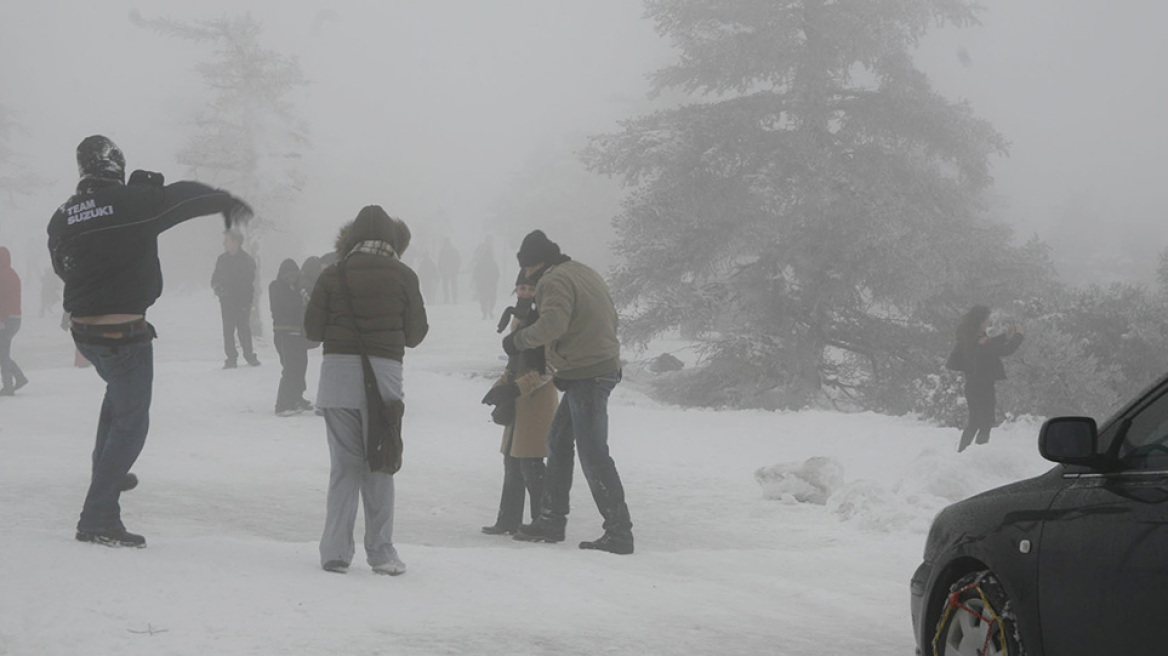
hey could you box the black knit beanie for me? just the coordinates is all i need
[76,135,125,183]
[516,230,560,268]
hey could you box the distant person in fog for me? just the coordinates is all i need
[417,251,438,303]
[947,305,1025,452]
[472,237,500,319]
[48,134,252,548]
[438,237,461,304]
[212,230,260,369]
[300,255,323,300]
[0,246,27,396]
[270,258,313,416]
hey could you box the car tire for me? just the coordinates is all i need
[931,570,1025,656]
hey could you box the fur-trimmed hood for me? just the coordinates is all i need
[334,205,411,257]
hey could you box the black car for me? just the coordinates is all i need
[910,373,1168,655]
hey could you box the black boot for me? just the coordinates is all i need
[513,521,564,543]
[481,524,517,535]
[76,527,146,548]
[579,533,634,555]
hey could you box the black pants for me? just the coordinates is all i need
[220,301,254,362]
[959,379,996,451]
[495,454,545,531]
[273,332,309,411]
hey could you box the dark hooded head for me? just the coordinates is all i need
[76,135,126,184]
[335,205,412,257]
[278,258,300,283]
[516,230,560,268]
[956,304,992,348]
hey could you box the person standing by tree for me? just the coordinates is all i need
[0,246,27,396]
[506,230,634,555]
[212,230,260,368]
[948,305,1025,452]
[481,270,553,535]
[270,258,312,416]
[48,134,252,547]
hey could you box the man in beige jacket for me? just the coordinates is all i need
[505,230,633,555]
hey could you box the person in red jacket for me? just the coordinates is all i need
[0,246,27,396]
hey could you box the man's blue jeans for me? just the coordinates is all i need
[75,331,154,533]
[539,369,632,538]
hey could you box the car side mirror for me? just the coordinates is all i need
[1039,416,1100,465]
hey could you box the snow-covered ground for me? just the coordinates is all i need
[0,291,1056,655]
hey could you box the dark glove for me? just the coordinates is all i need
[502,333,519,357]
[224,198,254,229]
[127,169,165,187]
[496,306,516,334]
[481,383,520,406]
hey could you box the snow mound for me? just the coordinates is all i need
[828,480,932,533]
[755,456,845,504]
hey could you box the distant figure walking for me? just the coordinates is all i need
[0,246,27,396]
[417,251,439,303]
[269,258,313,416]
[305,205,428,576]
[948,305,1024,452]
[472,237,500,319]
[438,237,461,304]
[48,134,252,548]
[212,230,259,368]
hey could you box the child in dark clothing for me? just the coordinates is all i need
[270,258,312,416]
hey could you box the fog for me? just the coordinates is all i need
[2,0,1167,289]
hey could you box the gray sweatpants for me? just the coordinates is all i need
[319,408,397,568]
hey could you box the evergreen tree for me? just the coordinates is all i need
[132,11,310,234]
[586,0,1041,409]
[0,105,49,242]
[133,11,310,335]
[490,134,624,274]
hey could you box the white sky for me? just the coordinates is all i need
[3,0,1167,280]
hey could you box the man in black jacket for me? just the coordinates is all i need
[212,231,259,368]
[48,134,252,548]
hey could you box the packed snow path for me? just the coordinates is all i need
[0,291,1053,655]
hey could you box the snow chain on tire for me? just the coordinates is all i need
[932,570,1025,656]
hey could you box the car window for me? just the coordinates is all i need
[1112,389,1168,470]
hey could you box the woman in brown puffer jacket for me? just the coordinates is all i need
[305,205,427,576]
[480,270,556,535]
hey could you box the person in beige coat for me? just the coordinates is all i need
[481,272,556,534]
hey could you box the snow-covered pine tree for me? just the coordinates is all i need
[132,12,308,232]
[132,11,310,335]
[586,0,1037,410]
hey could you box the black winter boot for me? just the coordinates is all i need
[512,521,564,543]
[579,533,634,555]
